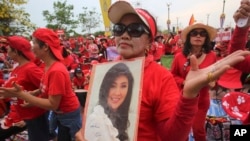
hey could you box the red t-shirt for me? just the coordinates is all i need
[171,52,217,90]
[164,38,176,54]
[61,54,74,68]
[88,43,99,58]
[72,76,86,89]
[8,62,46,120]
[40,62,79,113]
[152,42,165,61]
[172,45,182,55]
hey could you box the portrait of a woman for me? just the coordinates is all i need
[85,62,134,141]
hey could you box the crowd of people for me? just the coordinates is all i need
[0,0,249,141]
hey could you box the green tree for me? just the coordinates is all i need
[42,0,78,36]
[0,0,35,36]
[78,7,101,34]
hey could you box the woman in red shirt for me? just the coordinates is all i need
[171,23,217,141]
[74,1,250,141]
[2,1,250,141]
[2,36,49,141]
[0,29,82,141]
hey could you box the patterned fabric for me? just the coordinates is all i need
[207,99,227,117]
[8,130,28,141]
[189,99,242,141]
[205,117,230,141]
[222,92,250,124]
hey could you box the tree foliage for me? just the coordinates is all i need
[42,0,102,36]
[0,0,36,36]
[78,7,101,34]
[42,0,78,36]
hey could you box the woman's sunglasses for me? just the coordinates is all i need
[189,30,208,37]
[112,23,150,37]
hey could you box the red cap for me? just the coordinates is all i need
[7,36,35,61]
[32,28,64,61]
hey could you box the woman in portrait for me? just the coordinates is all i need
[85,62,134,141]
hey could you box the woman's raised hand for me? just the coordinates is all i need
[183,50,250,98]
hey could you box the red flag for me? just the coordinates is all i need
[189,14,195,25]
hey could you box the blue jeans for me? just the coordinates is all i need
[48,111,58,139]
[55,107,82,141]
[25,112,49,141]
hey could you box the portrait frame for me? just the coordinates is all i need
[82,57,144,141]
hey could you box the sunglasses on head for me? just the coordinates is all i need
[112,23,150,37]
[189,30,208,37]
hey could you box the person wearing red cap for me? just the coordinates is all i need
[73,1,250,141]
[0,28,82,140]
[32,28,82,140]
[1,36,49,141]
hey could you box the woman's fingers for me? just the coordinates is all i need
[189,55,199,71]
[13,82,23,92]
[214,50,249,67]
[184,50,250,98]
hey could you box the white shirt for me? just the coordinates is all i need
[85,105,120,141]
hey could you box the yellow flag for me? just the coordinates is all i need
[99,0,111,36]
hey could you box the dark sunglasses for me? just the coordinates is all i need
[190,30,207,37]
[112,23,150,37]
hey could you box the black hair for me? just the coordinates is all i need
[9,47,30,60]
[34,38,45,48]
[62,47,70,58]
[182,29,212,57]
[33,37,61,61]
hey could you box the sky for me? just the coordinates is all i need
[23,0,239,34]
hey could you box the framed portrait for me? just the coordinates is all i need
[82,57,144,141]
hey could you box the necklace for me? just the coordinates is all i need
[183,49,203,71]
